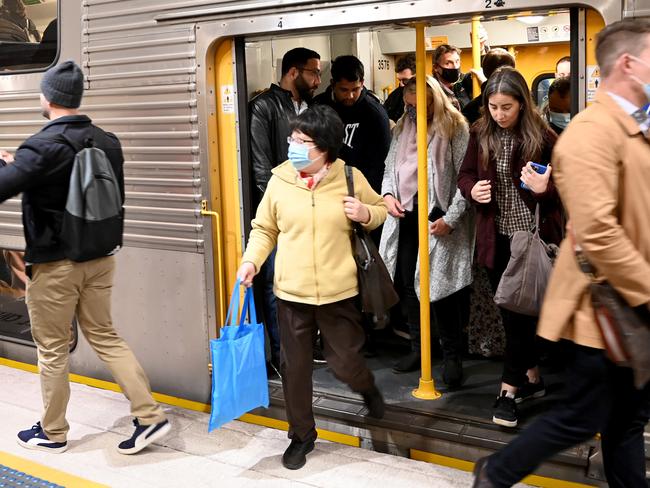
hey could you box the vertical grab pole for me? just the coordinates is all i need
[471,17,482,97]
[412,22,441,400]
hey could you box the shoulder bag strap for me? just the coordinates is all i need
[344,165,364,234]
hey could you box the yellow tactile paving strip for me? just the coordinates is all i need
[0,451,108,488]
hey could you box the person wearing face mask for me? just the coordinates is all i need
[379,77,472,386]
[237,105,387,471]
[383,53,416,123]
[545,77,571,135]
[458,67,563,430]
[472,19,650,488]
[433,44,473,111]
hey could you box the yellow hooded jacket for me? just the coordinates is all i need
[242,159,387,305]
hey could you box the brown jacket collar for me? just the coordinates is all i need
[595,90,645,137]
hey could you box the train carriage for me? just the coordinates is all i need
[0,0,647,485]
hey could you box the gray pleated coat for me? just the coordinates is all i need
[379,120,474,302]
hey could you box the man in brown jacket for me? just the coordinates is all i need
[473,18,650,488]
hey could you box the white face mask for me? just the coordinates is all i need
[549,111,570,130]
[629,55,650,103]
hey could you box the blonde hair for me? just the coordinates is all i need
[399,75,467,139]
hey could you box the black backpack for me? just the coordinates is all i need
[56,132,124,262]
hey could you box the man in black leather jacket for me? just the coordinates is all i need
[249,47,321,200]
[383,54,415,123]
[248,47,322,370]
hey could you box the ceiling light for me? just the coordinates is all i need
[515,16,545,25]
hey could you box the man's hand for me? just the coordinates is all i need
[0,150,14,163]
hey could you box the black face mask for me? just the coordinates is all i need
[439,67,460,84]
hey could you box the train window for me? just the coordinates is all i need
[532,73,555,107]
[0,0,58,72]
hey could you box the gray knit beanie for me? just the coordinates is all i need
[40,60,84,108]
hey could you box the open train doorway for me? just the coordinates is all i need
[227,6,632,484]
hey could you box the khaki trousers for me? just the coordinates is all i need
[27,256,165,442]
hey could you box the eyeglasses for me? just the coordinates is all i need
[287,136,315,145]
[300,68,322,78]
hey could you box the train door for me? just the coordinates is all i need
[221,5,621,483]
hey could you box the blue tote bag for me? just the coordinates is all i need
[208,280,269,431]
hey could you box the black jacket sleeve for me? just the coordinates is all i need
[249,99,276,194]
[0,137,52,202]
[365,105,392,193]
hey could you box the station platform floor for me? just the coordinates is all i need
[0,365,533,488]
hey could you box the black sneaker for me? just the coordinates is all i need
[472,457,496,488]
[515,378,546,404]
[442,358,463,388]
[282,438,315,470]
[492,391,518,428]
[392,351,421,374]
[361,386,385,419]
[117,418,171,455]
[17,422,67,453]
[312,346,326,364]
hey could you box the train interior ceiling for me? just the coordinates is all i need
[244,10,572,107]
[243,10,572,421]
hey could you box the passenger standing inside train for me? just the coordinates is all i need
[384,53,416,123]
[0,61,169,454]
[545,77,571,135]
[458,67,563,427]
[379,77,472,385]
[237,105,387,470]
[433,44,472,110]
[249,47,322,371]
[313,55,391,195]
[462,48,515,125]
[473,19,650,488]
[555,55,571,79]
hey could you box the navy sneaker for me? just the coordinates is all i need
[17,422,68,453]
[117,418,171,455]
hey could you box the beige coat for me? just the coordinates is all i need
[242,159,387,306]
[538,91,650,349]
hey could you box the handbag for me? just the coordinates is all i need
[208,279,269,431]
[494,204,558,316]
[573,234,650,389]
[344,165,399,328]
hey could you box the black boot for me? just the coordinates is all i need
[442,357,463,388]
[392,351,421,373]
[361,386,385,419]
[282,438,315,470]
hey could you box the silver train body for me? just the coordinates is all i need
[0,0,643,406]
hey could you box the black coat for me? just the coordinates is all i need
[249,84,297,197]
[383,85,404,123]
[0,115,124,264]
[313,87,391,193]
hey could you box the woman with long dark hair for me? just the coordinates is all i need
[458,67,563,427]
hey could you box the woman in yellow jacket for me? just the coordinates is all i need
[237,105,388,471]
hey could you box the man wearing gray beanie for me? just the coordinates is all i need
[0,60,171,455]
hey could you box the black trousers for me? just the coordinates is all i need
[487,343,650,488]
[277,297,376,442]
[393,204,467,360]
[488,234,538,387]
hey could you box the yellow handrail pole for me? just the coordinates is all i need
[201,199,226,325]
[471,17,482,97]
[413,22,441,401]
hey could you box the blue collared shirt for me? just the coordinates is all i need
[608,92,650,134]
